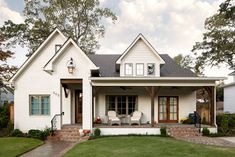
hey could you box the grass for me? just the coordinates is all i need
[0,137,43,157]
[64,136,235,157]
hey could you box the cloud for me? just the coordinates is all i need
[0,0,24,26]
[97,0,222,57]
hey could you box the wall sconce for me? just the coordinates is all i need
[67,58,76,74]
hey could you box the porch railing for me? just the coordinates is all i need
[51,112,64,136]
[194,111,201,133]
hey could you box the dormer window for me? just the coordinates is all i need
[147,63,155,75]
[55,44,62,53]
[125,63,133,75]
[136,63,144,75]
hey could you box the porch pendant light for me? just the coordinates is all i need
[67,58,76,74]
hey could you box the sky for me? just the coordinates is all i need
[0,0,233,83]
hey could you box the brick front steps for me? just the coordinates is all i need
[167,126,201,138]
[56,125,81,142]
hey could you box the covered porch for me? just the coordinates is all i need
[90,77,220,130]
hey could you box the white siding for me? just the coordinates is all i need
[224,85,235,113]
[120,39,161,77]
[13,36,95,132]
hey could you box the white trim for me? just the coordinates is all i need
[90,77,226,81]
[116,34,165,64]
[10,28,66,82]
[43,38,99,72]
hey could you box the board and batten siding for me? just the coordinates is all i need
[120,39,161,77]
[224,85,235,113]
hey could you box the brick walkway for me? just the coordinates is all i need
[176,136,235,147]
[20,138,84,157]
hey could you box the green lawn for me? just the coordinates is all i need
[64,136,235,157]
[0,137,43,157]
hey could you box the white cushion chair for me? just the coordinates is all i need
[129,111,142,126]
[108,111,121,126]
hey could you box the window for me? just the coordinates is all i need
[147,63,155,75]
[136,63,144,75]
[107,95,137,115]
[125,63,133,75]
[55,44,62,53]
[30,95,50,115]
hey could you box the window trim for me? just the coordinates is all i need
[55,44,62,53]
[124,63,133,76]
[29,94,51,116]
[136,63,144,76]
[147,63,155,76]
[106,95,138,116]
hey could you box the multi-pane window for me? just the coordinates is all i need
[136,63,144,75]
[125,63,133,75]
[107,96,137,115]
[30,95,50,115]
[147,63,155,75]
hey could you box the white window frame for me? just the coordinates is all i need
[136,63,144,76]
[29,95,50,116]
[147,63,155,75]
[125,63,133,76]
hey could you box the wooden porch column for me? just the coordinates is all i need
[145,86,160,127]
[204,86,215,125]
[92,86,101,128]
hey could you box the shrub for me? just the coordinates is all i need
[7,121,14,133]
[0,106,9,128]
[202,128,210,136]
[160,127,167,137]
[28,129,50,140]
[11,129,24,137]
[94,128,101,136]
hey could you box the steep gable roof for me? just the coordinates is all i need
[43,38,98,72]
[10,28,66,82]
[116,34,165,64]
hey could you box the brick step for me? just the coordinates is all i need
[167,126,201,138]
[54,125,82,142]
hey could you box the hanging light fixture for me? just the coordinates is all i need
[67,58,75,74]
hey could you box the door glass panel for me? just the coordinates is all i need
[169,97,177,120]
[159,97,167,120]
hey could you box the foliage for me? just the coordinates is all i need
[160,127,167,137]
[173,54,197,73]
[0,0,117,56]
[28,129,50,140]
[180,118,194,124]
[0,105,9,128]
[7,121,14,133]
[94,128,101,137]
[64,136,235,157]
[10,129,24,137]
[216,114,235,135]
[202,128,210,136]
[192,0,235,72]
[0,137,43,157]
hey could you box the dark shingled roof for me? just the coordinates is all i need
[88,54,197,77]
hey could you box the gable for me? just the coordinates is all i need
[43,38,98,74]
[10,28,67,82]
[116,34,165,64]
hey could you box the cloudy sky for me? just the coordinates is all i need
[0,0,233,82]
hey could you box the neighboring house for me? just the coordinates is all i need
[223,72,235,113]
[0,86,14,107]
[9,29,223,134]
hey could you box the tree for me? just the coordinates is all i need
[173,54,199,73]
[192,0,235,72]
[0,0,117,56]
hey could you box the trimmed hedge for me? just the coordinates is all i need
[216,114,235,135]
[28,129,50,140]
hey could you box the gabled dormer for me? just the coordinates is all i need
[116,34,165,77]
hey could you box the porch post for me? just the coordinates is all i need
[145,86,160,127]
[204,86,215,125]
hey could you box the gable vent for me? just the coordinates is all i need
[55,44,62,53]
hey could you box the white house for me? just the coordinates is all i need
[10,29,223,135]
[223,72,235,113]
